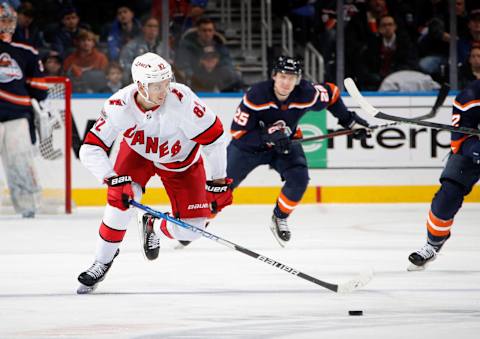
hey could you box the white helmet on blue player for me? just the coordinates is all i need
[131,52,173,105]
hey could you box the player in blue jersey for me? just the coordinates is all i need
[0,2,48,217]
[408,79,480,270]
[227,56,370,247]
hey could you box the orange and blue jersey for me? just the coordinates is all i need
[451,80,480,154]
[0,40,48,142]
[230,79,354,151]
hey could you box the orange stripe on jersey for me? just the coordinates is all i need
[231,129,247,139]
[288,90,319,109]
[0,88,31,106]
[325,82,340,105]
[426,210,452,237]
[192,116,224,145]
[453,99,480,111]
[10,42,39,54]
[450,135,469,154]
[277,192,300,214]
[243,95,278,111]
[26,77,49,90]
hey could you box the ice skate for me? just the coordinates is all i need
[139,213,160,260]
[77,249,119,294]
[270,214,291,247]
[407,243,437,271]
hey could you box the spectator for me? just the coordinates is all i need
[175,17,233,82]
[100,62,124,93]
[459,46,480,89]
[42,55,64,76]
[119,16,165,82]
[314,0,362,81]
[345,0,390,83]
[152,0,208,47]
[12,1,46,52]
[287,0,317,48]
[190,45,242,92]
[458,9,480,66]
[104,4,141,61]
[360,15,417,90]
[51,7,87,59]
[417,17,450,78]
[63,29,108,93]
[415,0,449,35]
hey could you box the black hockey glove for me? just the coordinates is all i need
[342,111,371,140]
[261,127,292,154]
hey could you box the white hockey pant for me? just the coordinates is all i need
[0,118,41,215]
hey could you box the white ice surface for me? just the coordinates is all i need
[0,203,479,338]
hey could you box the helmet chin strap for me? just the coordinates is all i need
[138,82,158,106]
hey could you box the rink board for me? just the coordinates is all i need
[44,93,480,204]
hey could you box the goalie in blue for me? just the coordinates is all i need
[227,55,370,247]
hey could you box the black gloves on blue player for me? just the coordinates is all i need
[261,124,292,154]
[342,111,371,140]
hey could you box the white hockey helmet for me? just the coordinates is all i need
[131,52,173,88]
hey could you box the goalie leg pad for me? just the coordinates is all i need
[440,153,480,194]
[1,119,41,215]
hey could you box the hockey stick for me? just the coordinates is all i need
[344,78,480,136]
[410,82,450,121]
[130,200,373,293]
[295,122,398,144]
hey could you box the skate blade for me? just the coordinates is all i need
[174,242,187,250]
[136,211,150,261]
[407,262,430,271]
[77,283,97,294]
[269,224,287,248]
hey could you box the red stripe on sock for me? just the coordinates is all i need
[160,219,174,239]
[99,222,126,243]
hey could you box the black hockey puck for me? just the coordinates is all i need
[348,310,363,316]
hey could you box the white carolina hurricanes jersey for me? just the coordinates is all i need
[81,82,227,182]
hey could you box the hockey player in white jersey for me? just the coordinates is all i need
[77,52,232,294]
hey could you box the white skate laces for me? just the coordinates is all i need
[276,217,289,233]
[416,243,437,259]
[147,232,160,250]
[270,215,291,247]
[85,261,109,280]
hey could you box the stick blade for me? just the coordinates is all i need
[344,78,380,117]
[336,269,374,294]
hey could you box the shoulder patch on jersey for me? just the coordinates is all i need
[171,87,184,102]
[108,98,124,106]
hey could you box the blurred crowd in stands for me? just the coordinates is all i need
[7,0,480,93]
[9,0,242,93]
[275,0,480,90]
